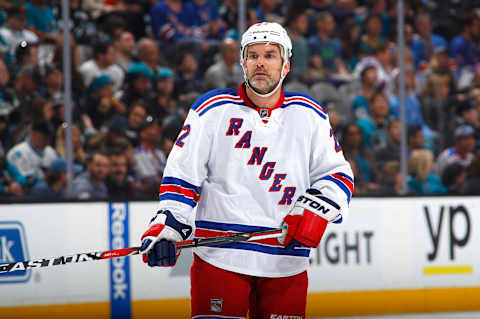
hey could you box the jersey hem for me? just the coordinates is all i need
[193,250,307,278]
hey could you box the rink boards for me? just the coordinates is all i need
[0,197,479,318]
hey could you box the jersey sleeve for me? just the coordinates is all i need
[157,107,214,223]
[309,115,354,223]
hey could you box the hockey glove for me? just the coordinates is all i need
[280,189,342,249]
[140,210,192,267]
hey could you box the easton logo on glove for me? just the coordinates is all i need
[296,195,330,214]
[280,189,342,249]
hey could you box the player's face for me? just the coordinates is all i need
[243,43,288,94]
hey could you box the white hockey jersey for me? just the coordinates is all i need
[157,84,354,277]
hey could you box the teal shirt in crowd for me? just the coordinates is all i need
[407,174,447,195]
[25,2,58,34]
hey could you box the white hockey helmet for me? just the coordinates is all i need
[240,22,292,63]
[240,22,292,98]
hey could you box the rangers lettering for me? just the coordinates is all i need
[269,174,286,192]
[248,147,268,165]
[259,162,276,180]
[235,131,252,148]
[226,118,243,135]
[279,187,296,205]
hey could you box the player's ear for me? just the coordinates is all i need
[282,61,290,78]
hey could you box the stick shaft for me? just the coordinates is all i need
[0,228,283,274]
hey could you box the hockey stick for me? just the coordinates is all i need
[0,228,283,274]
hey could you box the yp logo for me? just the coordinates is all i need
[0,221,30,283]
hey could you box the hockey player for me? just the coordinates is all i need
[140,22,354,318]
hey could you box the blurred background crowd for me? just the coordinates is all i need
[0,0,480,201]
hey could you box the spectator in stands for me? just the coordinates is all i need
[106,151,137,200]
[152,68,177,121]
[374,119,400,167]
[150,0,194,43]
[81,74,126,130]
[78,41,124,92]
[256,0,283,24]
[0,5,38,60]
[25,0,59,43]
[223,7,258,41]
[340,123,377,190]
[308,12,346,80]
[357,91,390,150]
[218,0,238,31]
[133,117,164,199]
[407,125,424,153]
[204,38,242,91]
[160,118,182,159]
[420,47,457,96]
[186,0,226,41]
[52,41,85,96]
[408,149,446,194]
[54,0,97,45]
[339,18,362,72]
[137,38,166,74]
[456,100,480,149]
[56,124,87,169]
[113,31,135,71]
[0,155,24,197]
[0,112,9,157]
[174,52,203,102]
[285,10,310,80]
[72,150,110,199]
[6,120,58,191]
[359,14,386,56]
[377,160,403,195]
[29,157,82,199]
[124,102,148,147]
[121,62,154,108]
[410,13,447,69]
[40,63,63,102]
[82,0,127,19]
[13,40,39,70]
[352,65,377,119]
[435,125,475,177]
[420,74,456,151]
[12,96,53,145]
[449,13,479,70]
[461,150,480,195]
[353,44,394,96]
[389,66,430,133]
[441,163,467,195]
[359,0,392,39]
[9,65,41,124]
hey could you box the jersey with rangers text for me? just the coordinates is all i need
[156,83,354,277]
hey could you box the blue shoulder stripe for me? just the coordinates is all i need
[198,101,245,116]
[284,91,327,113]
[191,88,238,111]
[282,101,326,119]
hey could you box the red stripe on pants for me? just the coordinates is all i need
[190,254,307,318]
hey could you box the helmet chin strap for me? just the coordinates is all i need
[242,60,288,99]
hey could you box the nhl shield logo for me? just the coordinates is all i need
[259,109,268,118]
[210,298,223,312]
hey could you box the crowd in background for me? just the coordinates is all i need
[0,0,480,201]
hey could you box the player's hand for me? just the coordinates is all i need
[279,189,342,249]
[139,210,192,267]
